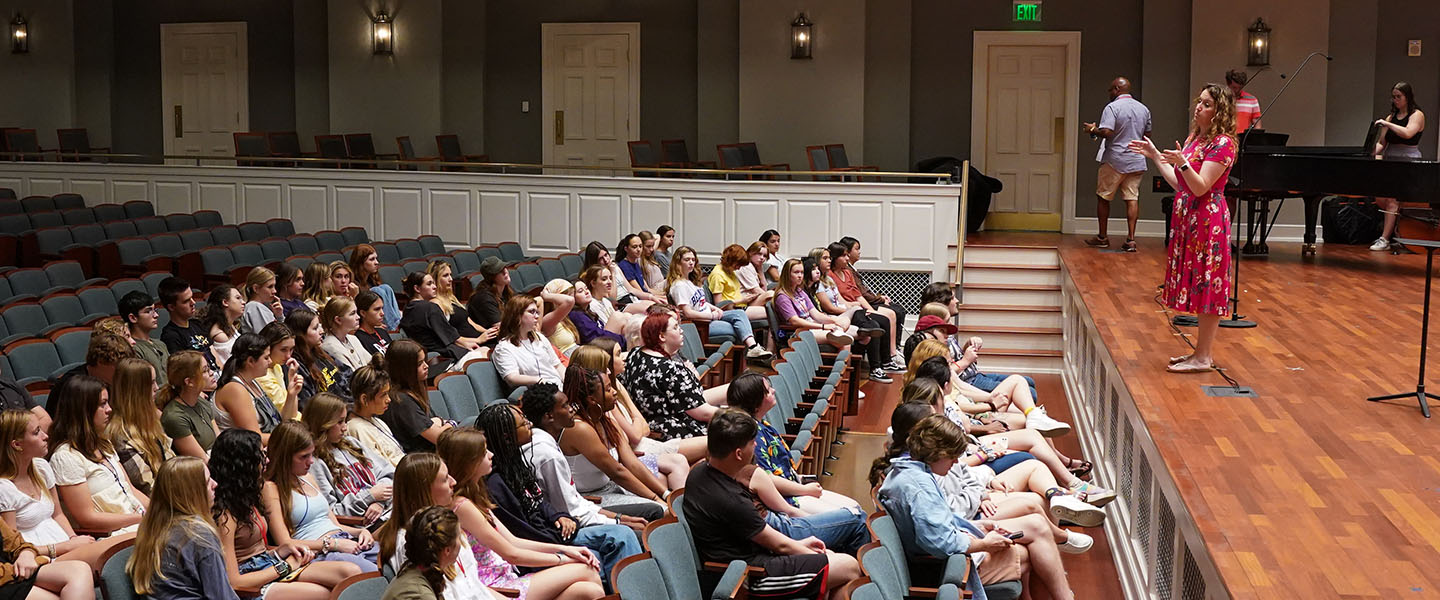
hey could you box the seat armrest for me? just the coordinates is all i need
[710,560,750,600]
[336,515,366,527]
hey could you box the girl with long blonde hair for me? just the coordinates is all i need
[636,230,666,291]
[302,393,394,526]
[242,266,283,334]
[428,261,491,343]
[127,457,226,597]
[106,358,174,497]
[320,296,373,371]
[302,261,335,311]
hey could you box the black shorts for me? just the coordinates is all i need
[748,553,830,599]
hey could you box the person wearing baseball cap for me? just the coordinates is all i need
[902,314,959,364]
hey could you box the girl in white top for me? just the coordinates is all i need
[582,241,653,315]
[200,283,245,367]
[320,296,373,371]
[242,266,284,335]
[577,266,633,337]
[760,229,785,284]
[45,374,149,537]
[491,295,564,388]
[0,409,134,569]
[347,358,406,468]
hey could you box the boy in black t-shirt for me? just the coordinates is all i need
[157,277,213,365]
[683,410,860,599]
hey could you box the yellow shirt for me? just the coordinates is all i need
[706,268,746,306]
[254,363,289,415]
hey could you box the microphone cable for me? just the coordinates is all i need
[1152,286,1245,390]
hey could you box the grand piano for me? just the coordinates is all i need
[1233,130,1440,255]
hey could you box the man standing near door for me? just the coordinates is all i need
[1083,77,1151,252]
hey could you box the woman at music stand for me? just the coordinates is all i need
[1128,83,1239,373]
[1369,82,1427,252]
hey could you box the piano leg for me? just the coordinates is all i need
[1302,195,1322,256]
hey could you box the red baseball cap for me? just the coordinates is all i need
[916,315,958,335]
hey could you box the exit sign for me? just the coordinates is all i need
[1014,0,1042,22]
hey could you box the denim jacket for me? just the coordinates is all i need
[877,456,988,600]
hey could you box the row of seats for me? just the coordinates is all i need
[22,210,224,272]
[0,260,108,303]
[173,225,370,288]
[0,270,171,344]
[0,199,153,234]
[0,192,91,214]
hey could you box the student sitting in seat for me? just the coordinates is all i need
[127,457,235,600]
[214,333,296,445]
[354,290,394,357]
[347,356,405,467]
[623,312,723,441]
[400,272,484,368]
[286,308,353,407]
[583,241,653,315]
[304,392,395,527]
[276,263,309,319]
[492,295,564,387]
[378,466,503,600]
[106,358,174,496]
[320,296,373,371]
[261,421,380,572]
[707,243,773,321]
[569,343,706,464]
[429,260,491,342]
[615,234,665,305]
[302,261,334,312]
[350,244,401,330]
[380,341,452,453]
[47,375,148,536]
[199,284,245,367]
[328,261,360,301]
[667,245,771,359]
[726,373,860,515]
[242,267,284,334]
[157,351,221,458]
[556,368,670,519]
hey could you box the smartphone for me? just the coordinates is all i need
[1004,530,1024,540]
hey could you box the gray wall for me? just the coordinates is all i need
[442,0,486,154]
[293,0,330,143]
[1138,0,1192,220]
[696,0,739,165]
[863,0,912,172]
[109,0,297,155]
[0,0,75,149]
[72,0,113,149]
[1373,0,1440,159]
[1326,0,1377,146]
[909,0,1144,220]
[483,0,698,164]
[327,0,443,150]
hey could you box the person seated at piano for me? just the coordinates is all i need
[1226,69,1262,133]
[1128,83,1239,374]
[1371,82,1427,252]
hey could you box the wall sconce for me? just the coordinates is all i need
[790,13,812,59]
[372,11,393,55]
[1246,17,1270,67]
[10,14,28,54]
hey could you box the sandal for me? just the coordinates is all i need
[1066,458,1093,480]
[1167,361,1214,374]
[1168,354,1193,365]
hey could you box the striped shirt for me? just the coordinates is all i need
[1236,91,1262,132]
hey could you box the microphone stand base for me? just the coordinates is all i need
[1219,317,1257,329]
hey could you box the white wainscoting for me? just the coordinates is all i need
[0,164,962,279]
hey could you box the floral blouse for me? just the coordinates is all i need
[624,350,707,440]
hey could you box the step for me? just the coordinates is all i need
[973,348,1063,374]
[956,304,1062,329]
[955,326,1063,351]
[963,246,1060,267]
[960,283,1062,306]
[960,263,1062,286]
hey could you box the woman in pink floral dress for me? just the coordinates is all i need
[1128,83,1238,373]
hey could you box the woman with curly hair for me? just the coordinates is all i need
[106,358,173,496]
[302,393,394,527]
[210,429,361,599]
[436,428,603,600]
[261,421,379,572]
[569,342,703,462]
[377,455,501,600]
[1128,83,1239,374]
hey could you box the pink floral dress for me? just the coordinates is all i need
[1164,134,1237,316]
[458,499,534,598]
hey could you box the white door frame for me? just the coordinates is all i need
[160,22,249,159]
[971,31,1081,232]
[540,22,641,168]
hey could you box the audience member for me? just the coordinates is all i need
[159,277,212,360]
[570,342,705,463]
[492,295,564,387]
[624,313,721,441]
[276,263,309,318]
[583,241,652,314]
[351,244,401,330]
[541,280,583,357]
[242,267,284,334]
[727,373,861,514]
[348,355,405,467]
[214,333,295,444]
[556,369,670,518]
[835,236,907,356]
[637,230,667,291]
[809,247,893,383]
[254,322,301,415]
[287,308,353,407]
[53,333,130,400]
[47,375,148,535]
[210,428,361,599]
[303,393,395,526]
[683,410,860,599]
[380,340,451,452]
[158,351,221,458]
[119,290,169,386]
[302,261,335,311]
[107,358,174,496]
[380,486,503,600]
[652,225,675,275]
[401,272,483,367]
[577,266,633,336]
[354,290,394,356]
[616,234,665,304]
[435,429,605,599]
[321,296,373,371]
[127,457,234,600]
[465,257,511,333]
[760,229,785,284]
[707,243,771,320]
[199,284,245,367]
[429,260,489,340]
[773,258,856,348]
[666,245,771,358]
[329,261,360,300]
[261,421,380,572]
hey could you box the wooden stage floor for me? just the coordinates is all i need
[1053,233,1440,599]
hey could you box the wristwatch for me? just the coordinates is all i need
[1179,162,1191,172]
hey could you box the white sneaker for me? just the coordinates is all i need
[1370,238,1390,251]
[858,390,867,399]
[1049,494,1106,528]
[883,358,907,372]
[746,345,773,359]
[1025,406,1072,437]
[1058,530,1094,554]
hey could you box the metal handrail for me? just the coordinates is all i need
[0,151,957,182]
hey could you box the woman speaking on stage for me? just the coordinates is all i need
[1128,83,1238,373]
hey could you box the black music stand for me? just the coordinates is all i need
[1367,236,1438,418]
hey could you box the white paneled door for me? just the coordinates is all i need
[541,23,640,174]
[983,45,1066,231]
[161,23,248,166]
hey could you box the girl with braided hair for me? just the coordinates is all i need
[378,454,501,600]
[211,429,360,599]
[473,404,587,539]
[436,428,603,600]
[556,366,669,519]
[302,393,394,527]
[382,507,474,600]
